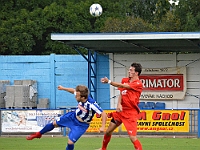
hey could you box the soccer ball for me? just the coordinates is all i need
[89,3,103,17]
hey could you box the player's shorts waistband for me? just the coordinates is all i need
[76,115,90,124]
[122,107,140,113]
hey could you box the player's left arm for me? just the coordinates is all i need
[57,85,75,94]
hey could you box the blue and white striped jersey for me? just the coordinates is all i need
[75,97,103,123]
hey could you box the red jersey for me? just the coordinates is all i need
[118,78,143,113]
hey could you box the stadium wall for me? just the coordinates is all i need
[0,54,110,109]
[0,53,200,137]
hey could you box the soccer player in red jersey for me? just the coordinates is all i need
[99,62,143,150]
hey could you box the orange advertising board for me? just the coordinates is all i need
[87,110,189,133]
[86,110,119,132]
[122,110,189,132]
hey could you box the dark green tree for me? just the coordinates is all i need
[0,1,103,55]
[0,0,199,55]
[175,0,200,31]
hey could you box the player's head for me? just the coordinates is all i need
[129,62,142,77]
[75,85,89,102]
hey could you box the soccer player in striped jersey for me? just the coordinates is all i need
[98,62,143,150]
[26,85,107,150]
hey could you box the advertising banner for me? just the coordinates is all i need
[121,110,189,132]
[1,110,63,132]
[1,109,189,133]
[140,67,186,100]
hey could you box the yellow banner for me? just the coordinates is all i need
[122,110,189,132]
[86,110,119,132]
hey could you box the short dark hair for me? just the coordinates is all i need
[131,62,142,75]
[75,85,89,99]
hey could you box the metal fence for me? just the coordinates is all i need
[0,109,200,138]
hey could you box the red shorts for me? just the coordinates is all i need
[111,110,139,136]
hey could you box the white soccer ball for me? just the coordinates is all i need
[89,3,103,17]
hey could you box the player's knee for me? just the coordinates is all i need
[68,139,75,145]
[129,135,137,142]
[53,121,58,127]
[105,130,112,136]
[105,127,115,135]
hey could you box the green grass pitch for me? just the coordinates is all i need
[0,136,200,150]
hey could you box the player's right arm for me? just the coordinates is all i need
[91,102,107,133]
[99,111,107,133]
[57,85,75,94]
[101,77,131,89]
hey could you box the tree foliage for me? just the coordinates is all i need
[158,11,181,32]
[0,0,199,55]
[175,0,200,31]
[102,17,155,32]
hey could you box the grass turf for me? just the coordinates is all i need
[0,136,200,150]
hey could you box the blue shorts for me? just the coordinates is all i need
[56,111,89,143]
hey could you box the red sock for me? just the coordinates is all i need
[102,134,111,150]
[133,139,142,150]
